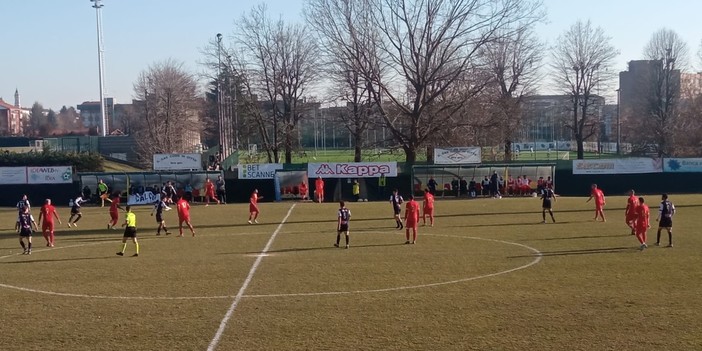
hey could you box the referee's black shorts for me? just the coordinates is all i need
[123,227,137,238]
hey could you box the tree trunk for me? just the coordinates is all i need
[354,132,362,162]
[504,139,513,161]
[576,135,584,159]
[404,146,417,164]
[284,122,293,164]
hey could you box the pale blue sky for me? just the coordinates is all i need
[1,0,700,110]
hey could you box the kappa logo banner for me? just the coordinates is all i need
[434,147,481,164]
[307,162,397,178]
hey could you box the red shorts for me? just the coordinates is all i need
[206,191,216,198]
[625,213,637,222]
[423,207,434,216]
[635,226,647,235]
[249,205,259,213]
[42,222,54,232]
[595,203,604,211]
[110,211,119,221]
[179,217,190,225]
[405,219,418,228]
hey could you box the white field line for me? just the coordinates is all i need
[206,203,296,351]
[243,235,543,298]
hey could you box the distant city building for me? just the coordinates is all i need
[619,60,682,121]
[0,89,30,135]
[0,98,23,135]
[77,97,114,134]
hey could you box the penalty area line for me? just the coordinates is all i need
[206,203,296,351]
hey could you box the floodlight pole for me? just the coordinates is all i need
[216,33,226,160]
[91,0,107,136]
[616,88,621,155]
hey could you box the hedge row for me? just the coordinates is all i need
[0,150,105,172]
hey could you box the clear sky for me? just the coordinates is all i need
[1,0,700,110]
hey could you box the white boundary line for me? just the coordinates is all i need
[206,203,297,351]
[243,235,542,298]
[0,232,542,300]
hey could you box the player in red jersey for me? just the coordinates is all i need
[315,177,325,203]
[176,196,195,237]
[248,189,263,224]
[204,178,219,206]
[38,199,62,247]
[635,197,650,250]
[422,188,435,227]
[404,195,420,244]
[625,189,638,235]
[299,181,309,200]
[507,176,516,196]
[586,184,606,222]
[107,192,124,230]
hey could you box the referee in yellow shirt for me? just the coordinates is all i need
[117,206,140,257]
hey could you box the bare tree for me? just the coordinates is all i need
[306,0,382,162]
[551,20,618,159]
[132,59,202,166]
[481,27,544,160]
[234,4,319,164]
[676,83,702,156]
[630,28,690,156]
[645,29,690,70]
[373,0,543,163]
[199,38,275,163]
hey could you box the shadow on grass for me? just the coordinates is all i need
[225,242,407,255]
[529,234,633,241]
[509,246,636,258]
[0,256,118,264]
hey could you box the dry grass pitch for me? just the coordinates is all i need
[1,194,701,350]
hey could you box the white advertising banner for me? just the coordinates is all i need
[308,162,397,178]
[0,167,27,184]
[27,166,73,184]
[238,163,283,179]
[128,191,160,205]
[663,158,702,172]
[573,158,663,174]
[433,147,482,164]
[153,153,202,171]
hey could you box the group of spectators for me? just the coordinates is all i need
[81,176,228,205]
[423,173,554,199]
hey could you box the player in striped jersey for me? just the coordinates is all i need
[334,201,351,249]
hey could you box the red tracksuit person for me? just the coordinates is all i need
[635,197,650,250]
[404,195,420,244]
[38,199,62,247]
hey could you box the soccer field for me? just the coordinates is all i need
[1,195,701,350]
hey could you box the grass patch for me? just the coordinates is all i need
[1,195,701,350]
